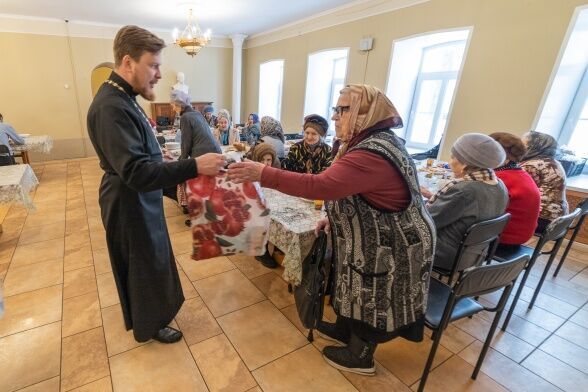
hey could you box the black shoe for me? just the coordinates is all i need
[256,253,278,268]
[316,320,351,345]
[152,326,183,344]
[322,334,376,376]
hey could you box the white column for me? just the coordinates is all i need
[231,34,247,124]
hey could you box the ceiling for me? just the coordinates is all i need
[0,0,363,37]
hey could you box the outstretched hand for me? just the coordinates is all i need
[196,153,226,176]
[227,160,265,183]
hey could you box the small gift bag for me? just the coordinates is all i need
[185,173,270,260]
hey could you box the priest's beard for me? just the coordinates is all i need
[132,75,157,101]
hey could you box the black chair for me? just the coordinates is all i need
[434,214,511,286]
[553,198,588,277]
[493,208,581,330]
[418,255,528,392]
[0,145,16,166]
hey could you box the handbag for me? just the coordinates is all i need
[294,230,328,342]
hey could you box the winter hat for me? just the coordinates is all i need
[170,90,191,107]
[303,114,329,137]
[203,105,214,113]
[451,133,506,169]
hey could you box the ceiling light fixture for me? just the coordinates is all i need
[172,8,211,57]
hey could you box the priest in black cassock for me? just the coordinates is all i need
[87,25,225,344]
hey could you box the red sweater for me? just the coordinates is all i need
[261,149,410,211]
[495,168,541,244]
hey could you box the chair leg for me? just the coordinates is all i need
[502,268,529,331]
[418,328,444,392]
[553,228,578,277]
[529,240,563,309]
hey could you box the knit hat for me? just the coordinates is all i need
[170,90,191,107]
[303,114,329,137]
[252,142,277,166]
[451,133,506,169]
[203,105,214,113]
[489,132,526,163]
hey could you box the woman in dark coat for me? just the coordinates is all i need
[282,114,332,174]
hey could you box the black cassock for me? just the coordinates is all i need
[87,72,196,342]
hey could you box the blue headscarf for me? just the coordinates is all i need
[249,113,259,123]
[203,105,214,114]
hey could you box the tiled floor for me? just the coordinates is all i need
[1,159,587,391]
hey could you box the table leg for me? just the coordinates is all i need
[22,151,30,164]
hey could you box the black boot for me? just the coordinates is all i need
[152,326,183,344]
[322,333,376,375]
[256,250,278,268]
[316,317,351,345]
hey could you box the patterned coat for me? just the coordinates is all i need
[325,130,435,332]
[521,157,569,221]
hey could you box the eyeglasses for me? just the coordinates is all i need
[331,106,350,115]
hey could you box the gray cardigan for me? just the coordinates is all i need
[179,107,221,159]
[428,180,508,271]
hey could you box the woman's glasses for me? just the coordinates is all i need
[331,106,350,115]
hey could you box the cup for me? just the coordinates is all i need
[314,200,324,210]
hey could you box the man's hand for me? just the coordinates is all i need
[314,217,331,237]
[195,153,226,176]
[227,160,265,183]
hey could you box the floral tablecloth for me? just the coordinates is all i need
[264,188,324,285]
[12,135,54,154]
[0,164,39,210]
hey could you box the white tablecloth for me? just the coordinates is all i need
[12,135,53,154]
[264,188,324,285]
[0,164,39,210]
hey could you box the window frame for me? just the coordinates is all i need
[258,59,285,120]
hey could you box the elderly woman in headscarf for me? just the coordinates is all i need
[251,142,280,168]
[258,116,286,159]
[520,131,568,233]
[489,132,541,245]
[213,109,239,146]
[202,105,216,127]
[421,133,508,272]
[240,113,261,146]
[228,85,435,376]
[282,114,332,174]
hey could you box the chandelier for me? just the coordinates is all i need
[172,8,211,57]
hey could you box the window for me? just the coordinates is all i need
[304,49,349,135]
[386,29,471,150]
[258,60,284,120]
[535,6,588,161]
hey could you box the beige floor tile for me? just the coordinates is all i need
[62,244,94,271]
[178,269,199,300]
[177,253,236,281]
[459,341,560,392]
[190,334,257,392]
[554,320,588,350]
[169,231,193,255]
[62,292,102,337]
[17,377,60,392]
[61,327,110,391]
[89,230,107,251]
[246,387,262,392]
[539,334,588,374]
[3,258,63,296]
[166,215,191,235]
[11,238,65,268]
[0,322,61,392]
[66,208,88,221]
[24,209,66,228]
[70,377,112,392]
[343,360,411,391]
[522,349,588,391]
[1,216,26,233]
[228,254,274,279]
[109,341,208,391]
[0,285,62,338]
[374,337,452,386]
[92,248,112,275]
[0,260,9,280]
[101,304,145,357]
[253,344,356,392]
[417,355,507,392]
[96,272,119,308]
[18,221,65,246]
[423,325,476,354]
[63,266,97,299]
[175,297,222,346]
[65,230,91,251]
[250,272,295,309]
[87,216,104,233]
[218,300,308,370]
[194,269,266,317]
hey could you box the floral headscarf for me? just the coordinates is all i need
[260,116,285,142]
[336,84,403,159]
[522,131,558,160]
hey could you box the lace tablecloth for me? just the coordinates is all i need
[264,188,324,285]
[12,135,54,154]
[0,164,39,210]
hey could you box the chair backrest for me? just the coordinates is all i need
[0,144,15,166]
[454,254,529,298]
[452,213,511,275]
[537,209,582,246]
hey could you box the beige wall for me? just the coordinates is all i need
[0,32,232,161]
[242,0,587,159]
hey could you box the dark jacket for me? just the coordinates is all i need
[179,106,221,159]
